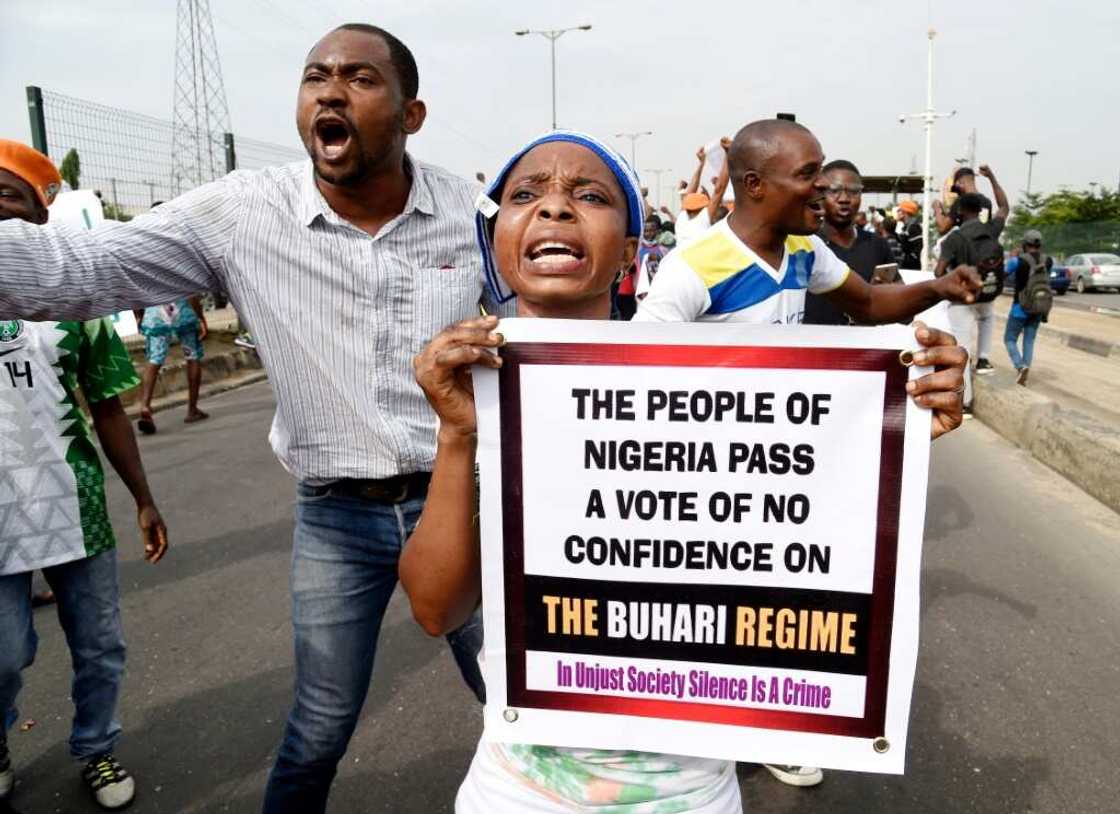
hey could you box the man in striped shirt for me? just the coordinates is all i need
[0,24,497,813]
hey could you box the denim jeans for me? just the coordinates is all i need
[262,482,485,814]
[1004,312,1042,369]
[0,551,125,760]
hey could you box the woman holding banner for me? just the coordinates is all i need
[400,131,966,812]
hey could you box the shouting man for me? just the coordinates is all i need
[0,25,498,814]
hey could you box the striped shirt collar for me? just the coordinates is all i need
[298,153,435,228]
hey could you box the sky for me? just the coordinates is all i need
[3,0,1118,209]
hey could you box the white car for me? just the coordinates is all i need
[1066,253,1120,293]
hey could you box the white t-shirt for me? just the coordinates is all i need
[933,225,957,263]
[635,219,851,325]
[675,208,712,246]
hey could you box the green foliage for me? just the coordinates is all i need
[1005,187,1120,257]
[100,201,132,222]
[59,149,80,190]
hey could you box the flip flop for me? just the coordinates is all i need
[184,410,210,424]
[137,413,157,435]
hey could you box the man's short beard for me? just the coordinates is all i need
[313,152,375,188]
[308,110,406,188]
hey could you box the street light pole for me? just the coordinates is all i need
[550,36,557,130]
[900,28,956,271]
[615,131,652,168]
[1025,150,1038,195]
[514,25,592,130]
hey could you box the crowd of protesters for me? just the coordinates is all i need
[621,142,1058,417]
[0,19,1046,814]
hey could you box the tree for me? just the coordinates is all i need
[59,148,81,190]
[1005,188,1120,257]
[100,201,132,222]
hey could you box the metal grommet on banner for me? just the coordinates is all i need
[503,708,519,723]
[873,737,891,754]
[898,350,916,367]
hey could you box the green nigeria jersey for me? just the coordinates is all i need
[0,318,140,575]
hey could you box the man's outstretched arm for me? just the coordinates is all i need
[826,264,981,324]
[0,177,240,321]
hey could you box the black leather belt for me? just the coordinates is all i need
[326,473,431,504]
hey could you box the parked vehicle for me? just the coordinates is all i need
[1049,264,1071,295]
[1065,253,1120,293]
[1002,261,1070,295]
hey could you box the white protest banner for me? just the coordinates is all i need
[898,269,951,335]
[701,138,725,187]
[48,190,105,232]
[474,319,932,774]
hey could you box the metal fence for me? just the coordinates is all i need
[1002,220,1120,261]
[27,86,304,218]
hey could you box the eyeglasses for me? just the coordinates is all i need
[824,185,863,197]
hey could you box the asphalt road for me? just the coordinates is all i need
[1058,289,1120,312]
[4,382,1119,814]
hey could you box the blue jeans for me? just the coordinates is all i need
[262,483,485,814]
[1004,312,1041,369]
[0,551,125,760]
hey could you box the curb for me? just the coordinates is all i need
[1053,298,1120,319]
[125,369,269,420]
[992,312,1120,364]
[119,347,265,415]
[973,372,1120,514]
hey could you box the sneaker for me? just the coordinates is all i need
[82,753,135,810]
[233,332,257,350]
[763,763,824,787]
[0,740,13,799]
[1016,367,1030,386]
[975,358,995,375]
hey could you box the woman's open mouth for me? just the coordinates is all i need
[525,239,587,274]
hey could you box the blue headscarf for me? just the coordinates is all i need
[474,130,645,304]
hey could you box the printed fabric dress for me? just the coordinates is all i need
[456,740,741,813]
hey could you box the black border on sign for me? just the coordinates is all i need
[497,342,909,738]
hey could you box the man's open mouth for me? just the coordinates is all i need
[807,198,825,215]
[526,239,586,268]
[314,117,354,161]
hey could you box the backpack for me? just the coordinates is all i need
[899,219,923,270]
[957,218,1005,303]
[1017,252,1053,319]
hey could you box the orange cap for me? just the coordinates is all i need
[0,140,62,208]
[682,192,709,211]
[898,199,919,216]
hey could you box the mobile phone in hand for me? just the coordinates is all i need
[872,263,899,285]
